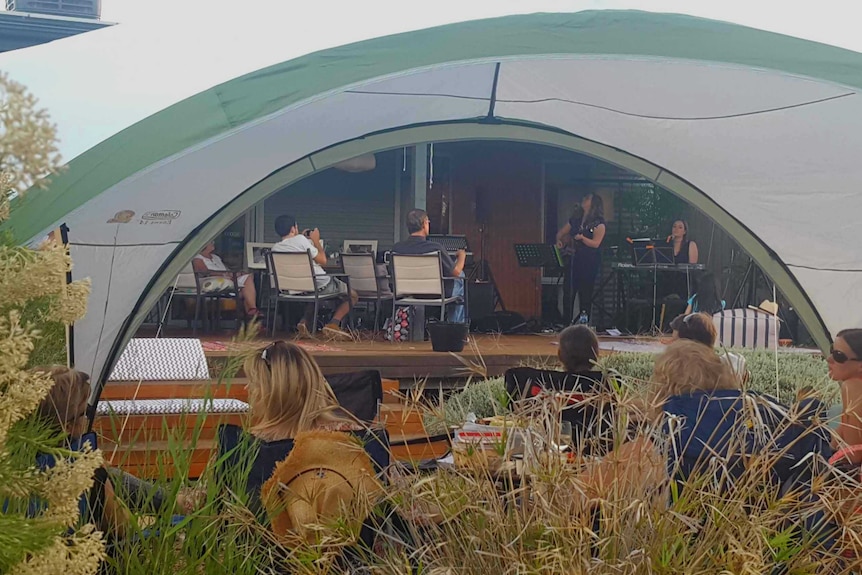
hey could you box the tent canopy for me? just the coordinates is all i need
[2,9,862,387]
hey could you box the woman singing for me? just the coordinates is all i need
[556,193,606,324]
[669,219,698,264]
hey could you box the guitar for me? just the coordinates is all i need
[559,219,600,257]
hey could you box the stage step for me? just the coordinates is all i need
[101,438,216,480]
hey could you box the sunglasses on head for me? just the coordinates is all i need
[830,345,860,364]
[261,341,278,367]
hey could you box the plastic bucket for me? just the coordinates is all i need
[427,322,469,353]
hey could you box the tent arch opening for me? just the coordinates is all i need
[94,120,829,399]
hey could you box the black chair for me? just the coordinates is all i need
[326,369,384,424]
[504,367,614,456]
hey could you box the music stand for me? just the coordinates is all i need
[653,246,674,264]
[630,239,655,265]
[514,244,564,269]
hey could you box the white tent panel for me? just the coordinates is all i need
[59,64,496,247]
[496,57,851,117]
[345,61,498,97]
[496,61,862,332]
[72,243,178,380]
[788,267,862,340]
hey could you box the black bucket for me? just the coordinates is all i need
[427,322,469,352]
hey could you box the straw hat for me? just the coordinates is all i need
[748,300,779,316]
[261,430,382,543]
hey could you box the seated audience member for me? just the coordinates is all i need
[216,341,388,522]
[505,326,610,455]
[669,312,747,384]
[32,367,197,538]
[828,329,862,453]
[192,241,260,319]
[558,324,603,379]
[271,214,358,339]
[580,340,830,498]
[684,272,725,315]
[391,209,466,323]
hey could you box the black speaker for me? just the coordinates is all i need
[468,281,495,322]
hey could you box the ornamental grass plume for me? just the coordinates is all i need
[0,73,102,574]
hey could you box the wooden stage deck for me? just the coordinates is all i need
[200,333,565,382]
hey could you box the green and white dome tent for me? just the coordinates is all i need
[2,9,862,395]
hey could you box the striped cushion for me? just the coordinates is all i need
[96,398,248,416]
[713,309,781,349]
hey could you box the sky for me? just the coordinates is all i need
[92,0,861,53]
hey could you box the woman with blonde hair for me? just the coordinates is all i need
[217,341,388,532]
[244,340,354,440]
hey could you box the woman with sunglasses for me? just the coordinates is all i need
[828,329,862,448]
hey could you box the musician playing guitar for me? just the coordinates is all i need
[555,194,606,324]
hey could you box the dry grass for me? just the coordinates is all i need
[98,372,862,575]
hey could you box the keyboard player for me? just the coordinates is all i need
[392,209,466,323]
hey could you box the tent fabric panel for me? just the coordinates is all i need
[71,243,178,383]
[495,58,852,119]
[7,11,862,246]
[43,84,493,248]
[494,92,862,272]
[341,61,497,98]
[787,267,862,336]
[9,89,233,245]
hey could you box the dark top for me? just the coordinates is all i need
[568,215,605,269]
[392,235,457,277]
[663,390,831,486]
[673,239,691,264]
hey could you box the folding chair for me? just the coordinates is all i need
[389,253,467,341]
[165,264,243,336]
[266,250,353,337]
[341,252,393,332]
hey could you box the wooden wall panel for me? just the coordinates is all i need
[445,142,543,319]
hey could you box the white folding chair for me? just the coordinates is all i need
[341,252,392,332]
[266,250,352,336]
[389,252,466,341]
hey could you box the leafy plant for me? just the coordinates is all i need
[0,73,100,574]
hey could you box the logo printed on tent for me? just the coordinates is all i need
[140,210,181,225]
[107,210,135,224]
